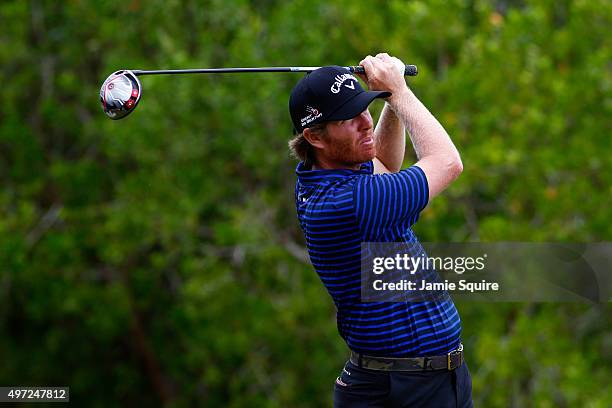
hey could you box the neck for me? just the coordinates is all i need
[312,159,361,171]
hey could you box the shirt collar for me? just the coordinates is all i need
[295,161,372,185]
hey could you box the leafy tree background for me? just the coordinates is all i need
[1,0,610,406]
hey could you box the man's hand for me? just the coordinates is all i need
[356,53,408,100]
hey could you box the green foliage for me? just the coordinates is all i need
[0,0,610,406]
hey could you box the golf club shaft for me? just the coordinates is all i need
[131,65,418,76]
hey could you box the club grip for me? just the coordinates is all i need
[350,64,418,76]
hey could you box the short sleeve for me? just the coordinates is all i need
[353,165,429,235]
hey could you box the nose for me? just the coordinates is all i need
[356,109,373,129]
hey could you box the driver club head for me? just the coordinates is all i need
[100,70,142,120]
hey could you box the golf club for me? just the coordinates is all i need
[100,64,418,120]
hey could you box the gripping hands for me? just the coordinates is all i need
[356,53,410,101]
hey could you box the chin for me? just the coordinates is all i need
[361,147,376,162]
[334,146,375,166]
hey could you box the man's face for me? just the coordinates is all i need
[319,109,375,166]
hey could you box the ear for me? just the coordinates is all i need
[303,127,327,150]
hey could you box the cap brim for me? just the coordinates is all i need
[326,90,391,122]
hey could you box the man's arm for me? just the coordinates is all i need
[372,103,405,174]
[357,53,406,174]
[387,86,463,200]
[360,54,463,200]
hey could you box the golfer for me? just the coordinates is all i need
[289,54,473,407]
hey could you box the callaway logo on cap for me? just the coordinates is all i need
[289,66,391,133]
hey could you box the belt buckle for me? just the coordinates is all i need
[447,343,463,370]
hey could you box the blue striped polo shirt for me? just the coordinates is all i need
[294,160,462,357]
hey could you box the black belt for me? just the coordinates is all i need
[350,343,464,371]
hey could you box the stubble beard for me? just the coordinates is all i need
[329,136,376,167]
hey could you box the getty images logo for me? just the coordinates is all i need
[330,74,356,94]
